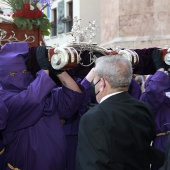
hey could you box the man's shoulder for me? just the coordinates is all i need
[102,93,152,112]
[82,104,103,119]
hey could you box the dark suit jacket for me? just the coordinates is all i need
[76,91,161,170]
[159,134,170,170]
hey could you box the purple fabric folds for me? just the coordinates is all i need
[0,42,86,170]
[140,71,170,152]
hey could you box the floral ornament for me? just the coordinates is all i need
[3,0,52,36]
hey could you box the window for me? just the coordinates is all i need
[51,8,57,36]
[65,1,73,32]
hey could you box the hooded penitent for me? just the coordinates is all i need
[0,42,34,92]
[144,75,153,89]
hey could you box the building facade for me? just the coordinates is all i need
[1,0,170,50]
[45,0,170,51]
[45,0,101,47]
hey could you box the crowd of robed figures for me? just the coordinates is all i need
[0,42,170,170]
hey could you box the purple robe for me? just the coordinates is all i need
[62,78,91,136]
[0,42,85,170]
[140,71,170,152]
[0,133,4,170]
[0,100,8,170]
[62,78,91,170]
[0,99,8,131]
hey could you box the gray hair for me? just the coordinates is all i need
[95,55,132,88]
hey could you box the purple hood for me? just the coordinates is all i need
[0,42,34,92]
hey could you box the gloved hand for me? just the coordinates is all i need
[36,46,50,70]
[50,68,64,75]
[152,49,167,70]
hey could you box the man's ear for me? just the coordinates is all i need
[99,78,105,92]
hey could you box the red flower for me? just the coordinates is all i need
[12,3,44,20]
[23,3,30,9]
[35,9,43,18]
[13,11,24,18]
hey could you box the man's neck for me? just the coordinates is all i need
[98,86,128,103]
[105,86,128,96]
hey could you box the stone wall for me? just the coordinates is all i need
[100,0,170,50]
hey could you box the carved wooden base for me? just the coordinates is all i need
[0,22,45,47]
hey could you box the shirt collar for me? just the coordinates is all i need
[100,91,123,103]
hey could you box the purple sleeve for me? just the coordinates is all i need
[78,78,92,116]
[51,82,86,119]
[140,71,170,112]
[5,70,56,130]
[128,78,141,99]
[61,78,89,135]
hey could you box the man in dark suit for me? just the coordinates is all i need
[76,55,164,170]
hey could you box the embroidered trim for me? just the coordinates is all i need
[156,131,170,136]
[8,163,20,170]
[0,147,5,155]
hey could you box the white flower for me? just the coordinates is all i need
[36,2,43,10]
[30,5,34,10]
